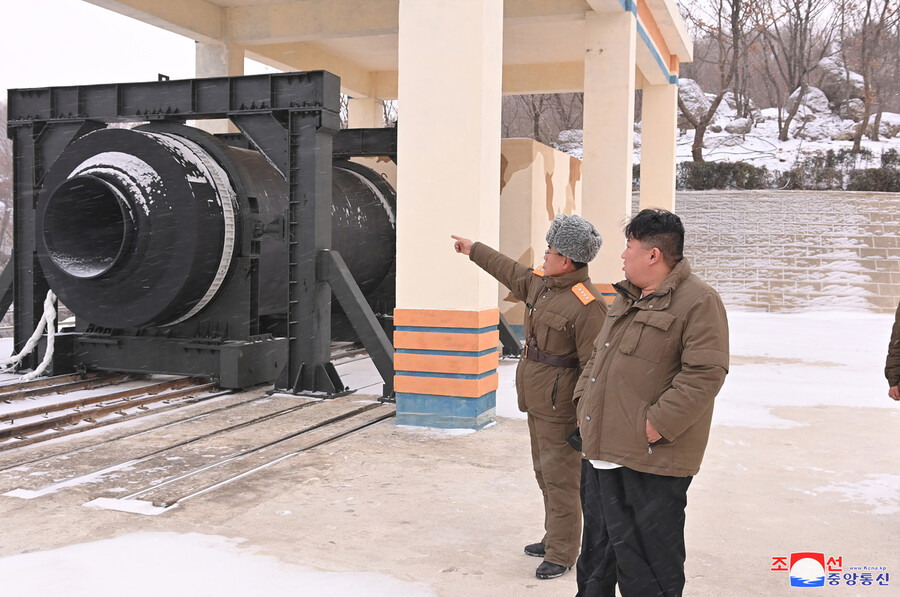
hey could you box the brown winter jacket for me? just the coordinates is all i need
[469,242,607,422]
[885,302,900,387]
[574,258,729,477]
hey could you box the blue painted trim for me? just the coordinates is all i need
[613,0,675,83]
[636,21,673,85]
[396,392,496,429]
[615,0,638,14]
[395,370,496,380]
[395,325,498,334]
[396,347,498,357]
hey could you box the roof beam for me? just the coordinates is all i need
[247,42,397,99]
[502,62,584,95]
[586,0,691,62]
[83,0,223,43]
[646,0,692,62]
[504,0,590,22]
[229,0,592,45]
[228,0,399,45]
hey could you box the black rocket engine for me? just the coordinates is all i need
[7,71,395,392]
[32,123,395,386]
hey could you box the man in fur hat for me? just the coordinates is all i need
[451,214,606,580]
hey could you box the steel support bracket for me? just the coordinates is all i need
[319,249,395,400]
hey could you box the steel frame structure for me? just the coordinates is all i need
[5,71,395,397]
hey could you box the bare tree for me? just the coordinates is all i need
[383,100,398,128]
[880,8,900,115]
[501,93,583,146]
[845,0,898,150]
[756,0,835,141]
[340,94,350,129]
[678,0,754,161]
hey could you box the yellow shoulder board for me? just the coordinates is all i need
[572,283,596,305]
[533,266,545,277]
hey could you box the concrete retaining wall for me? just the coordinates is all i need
[656,191,900,313]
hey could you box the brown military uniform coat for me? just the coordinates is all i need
[885,302,900,387]
[469,242,606,567]
[574,258,730,477]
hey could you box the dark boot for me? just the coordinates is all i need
[535,561,570,579]
[524,542,545,558]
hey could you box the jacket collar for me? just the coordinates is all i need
[542,265,591,289]
[614,258,692,308]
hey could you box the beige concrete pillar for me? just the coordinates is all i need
[639,83,678,211]
[581,10,636,286]
[395,0,503,428]
[348,98,382,128]
[498,139,583,326]
[195,41,246,134]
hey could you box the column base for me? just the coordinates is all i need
[396,392,496,429]
[393,308,500,429]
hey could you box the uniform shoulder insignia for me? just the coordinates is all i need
[572,283,596,305]
[533,266,545,277]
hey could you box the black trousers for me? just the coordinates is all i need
[576,461,693,597]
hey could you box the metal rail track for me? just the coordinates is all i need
[161,410,396,508]
[0,347,391,509]
[0,391,293,473]
[0,377,200,423]
[0,375,229,451]
[128,403,395,508]
[0,372,133,402]
[1,396,327,486]
[6,398,394,508]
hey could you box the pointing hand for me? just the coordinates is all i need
[451,235,474,256]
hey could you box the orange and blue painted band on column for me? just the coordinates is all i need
[394,308,500,429]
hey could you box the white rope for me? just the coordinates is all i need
[1,290,57,380]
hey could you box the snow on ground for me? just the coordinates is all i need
[813,473,900,516]
[0,532,436,597]
[712,310,892,428]
[671,117,896,175]
[558,93,900,174]
[0,309,896,593]
[498,310,895,427]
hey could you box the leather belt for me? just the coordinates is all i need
[523,342,579,369]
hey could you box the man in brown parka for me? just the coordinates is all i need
[574,209,729,597]
[451,214,606,580]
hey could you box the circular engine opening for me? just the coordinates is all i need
[44,176,134,279]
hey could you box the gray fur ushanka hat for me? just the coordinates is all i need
[545,214,603,263]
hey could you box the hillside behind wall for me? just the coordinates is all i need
[658,191,900,313]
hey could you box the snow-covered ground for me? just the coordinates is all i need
[670,110,897,175]
[556,88,900,176]
[0,532,436,597]
[0,309,895,595]
[499,310,894,427]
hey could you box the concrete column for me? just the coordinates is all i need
[395,0,503,428]
[348,97,382,128]
[195,41,246,134]
[639,83,678,211]
[581,10,636,286]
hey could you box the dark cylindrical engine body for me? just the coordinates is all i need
[35,124,395,331]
